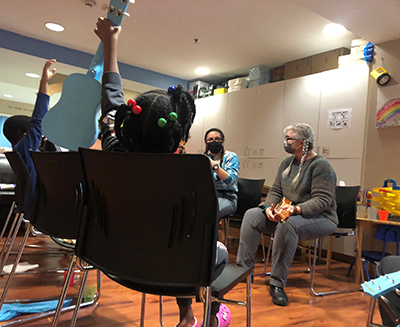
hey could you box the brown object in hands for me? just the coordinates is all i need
[274,197,292,221]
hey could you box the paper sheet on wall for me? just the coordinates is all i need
[327,108,352,129]
[376,84,400,128]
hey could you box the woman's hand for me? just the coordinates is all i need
[281,204,301,216]
[265,204,280,222]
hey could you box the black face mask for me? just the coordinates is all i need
[207,141,223,154]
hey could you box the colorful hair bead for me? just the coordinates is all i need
[168,112,177,121]
[158,118,167,128]
[168,85,177,94]
[127,99,142,115]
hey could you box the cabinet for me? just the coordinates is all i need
[239,157,279,185]
[225,81,284,158]
[318,64,369,159]
[185,93,228,154]
[190,63,369,186]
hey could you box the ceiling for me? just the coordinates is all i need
[1,0,400,106]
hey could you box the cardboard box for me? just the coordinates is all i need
[213,88,228,95]
[270,74,284,82]
[284,57,311,80]
[310,47,350,74]
[270,66,285,76]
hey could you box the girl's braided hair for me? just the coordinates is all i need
[114,85,195,153]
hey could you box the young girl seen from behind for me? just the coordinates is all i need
[95,17,230,327]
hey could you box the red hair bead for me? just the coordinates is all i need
[127,99,136,107]
[132,105,142,115]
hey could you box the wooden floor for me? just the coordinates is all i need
[0,235,381,327]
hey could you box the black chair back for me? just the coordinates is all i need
[5,152,30,214]
[234,178,265,217]
[77,148,219,296]
[0,156,17,185]
[335,185,360,229]
[30,151,84,239]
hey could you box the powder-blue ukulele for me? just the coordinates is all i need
[42,0,131,150]
[361,271,400,298]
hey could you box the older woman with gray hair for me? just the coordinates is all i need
[236,123,338,306]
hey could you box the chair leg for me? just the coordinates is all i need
[263,234,273,275]
[260,233,266,263]
[0,202,15,244]
[366,298,377,327]
[140,293,146,327]
[225,218,230,246]
[0,212,23,273]
[159,296,164,327]
[0,221,31,310]
[310,232,362,296]
[51,255,77,327]
[246,274,251,327]
[202,286,212,327]
[70,269,89,327]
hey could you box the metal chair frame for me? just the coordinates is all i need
[0,152,100,327]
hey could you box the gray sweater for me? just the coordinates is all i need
[261,154,338,224]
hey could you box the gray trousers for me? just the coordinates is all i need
[236,207,337,288]
[217,191,237,220]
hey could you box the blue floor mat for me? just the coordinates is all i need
[0,298,72,321]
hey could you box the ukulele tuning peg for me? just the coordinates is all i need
[116,9,130,17]
[102,3,115,14]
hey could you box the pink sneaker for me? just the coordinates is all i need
[200,304,231,327]
[216,304,231,327]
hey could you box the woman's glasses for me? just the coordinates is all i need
[285,137,297,141]
[206,137,223,143]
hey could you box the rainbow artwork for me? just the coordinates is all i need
[376,98,400,128]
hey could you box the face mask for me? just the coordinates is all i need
[283,140,302,154]
[207,141,223,154]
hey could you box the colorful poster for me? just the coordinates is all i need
[377,84,400,128]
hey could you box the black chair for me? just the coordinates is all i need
[0,152,100,327]
[0,155,17,247]
[310,185,362,296]
[73,148,252,327]
[0,152,31,277]
[223,178,265,251]
[348,225,400,281]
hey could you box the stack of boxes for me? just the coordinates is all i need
[284,47,350,79]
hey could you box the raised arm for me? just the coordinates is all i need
[94,17,121,73]
[38,59,57,95]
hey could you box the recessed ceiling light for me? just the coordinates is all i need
[195,67,210,76]
[3,94,13,98]
[45,22,65,32]
[25,72,40,78]
[323,23,346,36]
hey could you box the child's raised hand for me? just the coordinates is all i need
[42,59,57,83]
[94,17,121,44]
